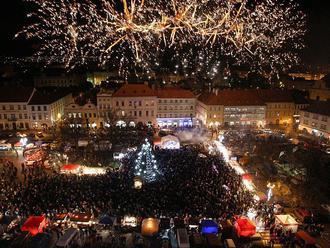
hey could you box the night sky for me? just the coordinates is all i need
[0,0,329,68]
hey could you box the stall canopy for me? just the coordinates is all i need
[161,135,180,149]
[61,164,81,172]
[235,217,256,237]
[275,214,299,233]
[141,218,160,236]
[99,215,114,226]
[21,216,47,236]
[70,213,91,223]
[295,231,316,245]
[201,219,218,234]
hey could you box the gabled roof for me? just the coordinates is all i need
[257,89,294,103]
[157,88,195,98]
[112,84,156,97]
[0,87,34,103]
[198,89,265,106]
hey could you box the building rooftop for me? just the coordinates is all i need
[198,89,298,106]
[303,101,330,116]
[28,89,71,105]
[112,84,156,97]
[0,87,35,103]
[157,88,195,99]
[198,89,265,106]
[257,89,294,103]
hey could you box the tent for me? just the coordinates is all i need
[235,217,256,237]
[99,215,114,226]
[161,135,180,149]
[275,215,299,233]
[141,218,160,236]
[21,216,47,236]
[201,219,218,234]
[60,164,81,173]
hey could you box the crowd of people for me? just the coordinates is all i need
[0,146,253,221]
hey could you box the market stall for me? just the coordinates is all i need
[201,219,218,234]
[69,213,93,225]
[141,218,159,236]
[60,164,81,174]
[122,216,137,227]
[21,216,47,236]
[235,217,256,237]
[161,135,180,149]
[275,214,299,233]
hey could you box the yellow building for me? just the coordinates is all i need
[64,102,99,129]
[197,89,297,127]
[257,89,295,125]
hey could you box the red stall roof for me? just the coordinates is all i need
[61,164,80,171]
[21,216,47,236]
[296,231,316,245]
[235,217,256,237]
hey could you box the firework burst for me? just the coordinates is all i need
[17,0,306,76]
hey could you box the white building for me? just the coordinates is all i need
[0,87,35,130]
[97,90,114,128]
[111,83,157,126]
[299,101,330,139]
[28,90,72,129]
[156,88,196,127]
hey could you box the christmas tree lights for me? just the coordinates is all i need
[135,138,159,182]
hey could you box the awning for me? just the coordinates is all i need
[21,216,47,236]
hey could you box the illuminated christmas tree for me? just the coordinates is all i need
[135,138,158,182]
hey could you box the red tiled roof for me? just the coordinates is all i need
[112,84,156,97]
[198,89,265,106]
[257,89,294,103]
[157,88,195,98]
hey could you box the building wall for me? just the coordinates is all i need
[0,103,30,130]
[97,92,113,127]
[299,110,330,139]
[34,74,85,87]
[111,96,157,125]
[29,95,70,129]
[157,98,196,127]
[223,106,266,126]
[265,102,295,125]
[196,101,223,127]
[309,89,330,101]
[65,103,99,128]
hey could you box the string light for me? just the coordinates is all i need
[135,138,159,182]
